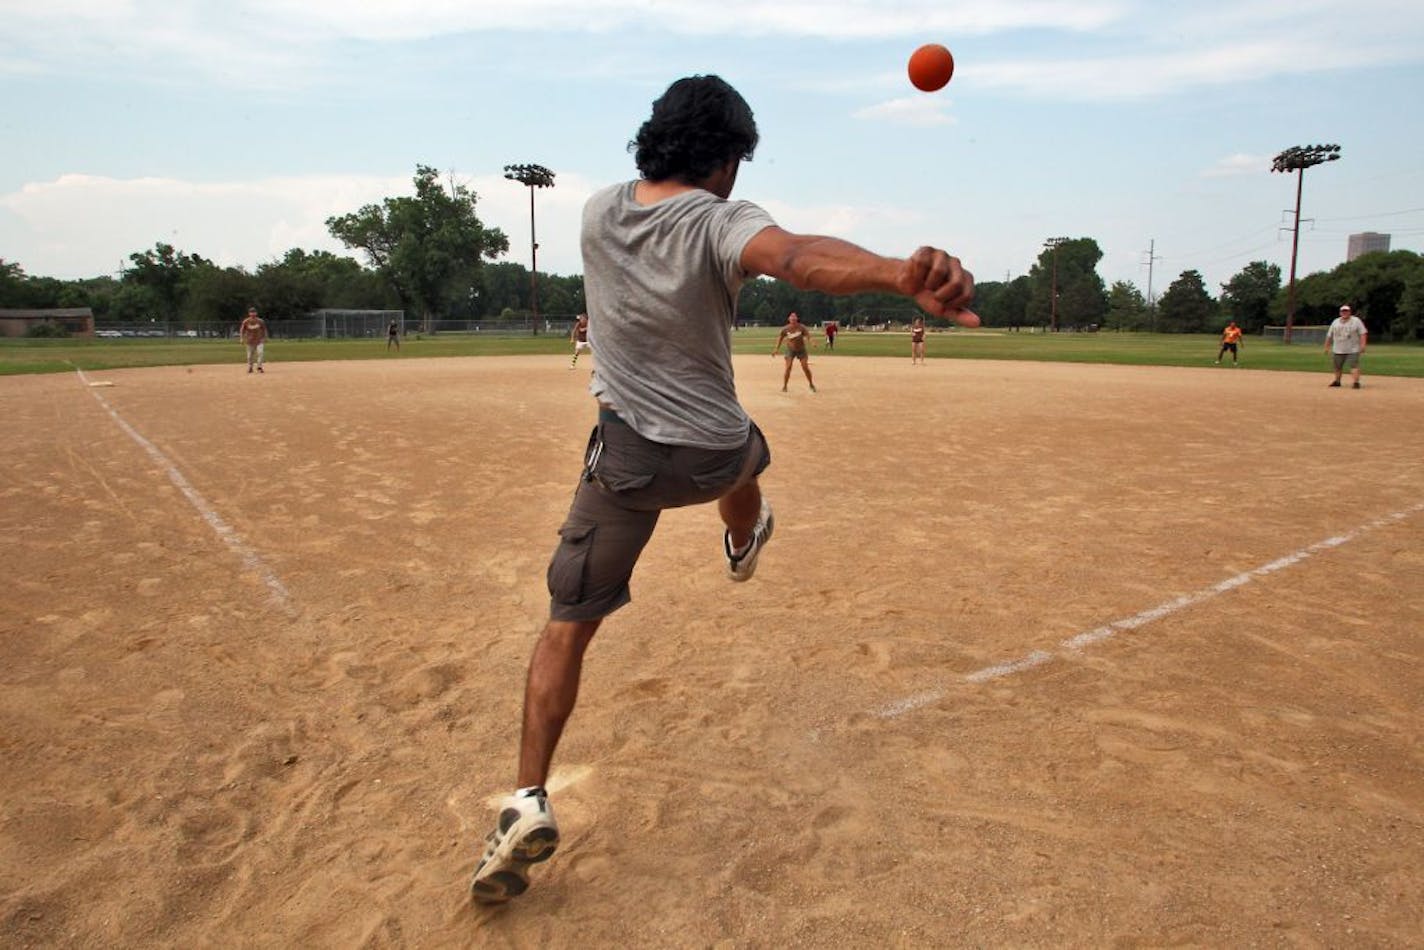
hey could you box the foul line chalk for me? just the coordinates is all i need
[876,501,1424,719]
[75,368,294,612]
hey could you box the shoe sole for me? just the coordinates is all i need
[470,826,559,904]
[727,504,774,582]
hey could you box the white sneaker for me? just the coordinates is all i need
[470,788,560,903]
[725,498,774,582]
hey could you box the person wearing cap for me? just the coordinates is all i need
[1324,304,1367,388]
[239,306,268,374]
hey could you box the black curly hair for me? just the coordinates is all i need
[630,76,759,183]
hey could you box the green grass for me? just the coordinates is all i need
[4,330,1422,377]
[805,329,1424,376]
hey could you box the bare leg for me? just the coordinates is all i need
[719,477,762,551]
[800,357,815,389]
[1352,364,1362,386]
[781,358,791,391]
[517,618,602,788]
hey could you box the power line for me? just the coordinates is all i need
[1315,202,1424,220]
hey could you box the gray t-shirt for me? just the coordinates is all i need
[581,181,776,449]
[1326,315,1367,354]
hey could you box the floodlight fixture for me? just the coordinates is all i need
[1271,144,1341,342]
[504,163,557,332]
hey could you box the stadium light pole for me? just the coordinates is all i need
[1271,144,1340,343]
[1043,237,1069,332]
[503,163,556,335]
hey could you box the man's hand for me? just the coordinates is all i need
[899,247,977,326]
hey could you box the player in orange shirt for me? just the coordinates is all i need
[1215,320,1243,365]
[239,307,268,374]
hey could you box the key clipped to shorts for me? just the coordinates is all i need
[582,427,605,484]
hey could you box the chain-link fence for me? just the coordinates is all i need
[91,310,593,339]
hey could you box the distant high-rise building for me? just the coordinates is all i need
[1347,232,1391,261]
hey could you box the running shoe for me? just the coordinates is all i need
[725,498,774,582]
[470,788,560,903]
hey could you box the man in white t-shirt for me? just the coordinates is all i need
[469,74,978,903]
[1324,303,1367,389]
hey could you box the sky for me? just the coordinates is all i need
[3,0,1423,300]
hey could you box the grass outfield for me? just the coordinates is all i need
[3,329,1421,377]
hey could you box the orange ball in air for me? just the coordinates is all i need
[908,43,955,92]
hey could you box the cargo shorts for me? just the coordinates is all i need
[546,409,771,622]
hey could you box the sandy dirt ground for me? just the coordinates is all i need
[2,352,1422,948]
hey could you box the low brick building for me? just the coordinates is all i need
[0,308,95,338]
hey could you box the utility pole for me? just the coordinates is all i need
[1043,237,1069,331]
[1142,239,1162,332]
[1271,144,1340,343]
[503,163,556,334]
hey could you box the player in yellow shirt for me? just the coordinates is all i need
[1215,320,1243,365]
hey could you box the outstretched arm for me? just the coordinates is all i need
[742,227,977,325]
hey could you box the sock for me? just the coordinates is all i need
[516,785,546,799]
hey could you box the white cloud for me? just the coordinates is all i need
[751,197,947,259]
[4,1,1422,99]
[245,0,1126,42]
[970,2,1424,99]
[0,1,1126,88]
[0,171,597,279]
[853,96,957,127]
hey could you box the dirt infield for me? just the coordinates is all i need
[3,354,1421,947]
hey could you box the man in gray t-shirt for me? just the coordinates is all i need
[1324,303,1368,389]
[582,181,773,447]
[471,74,978,904]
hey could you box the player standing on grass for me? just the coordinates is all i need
[1215,320,1243,365]
[469,74,977,904]
[387,319,400,351]
[1325,304,1367,388]
[773,312,816,392]
[239,307,267,374]
[570,312,592,368]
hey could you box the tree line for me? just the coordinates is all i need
[3,166,1421,340]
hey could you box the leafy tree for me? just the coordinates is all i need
[1157,270,1215,333]
[108,282,164,324]
[1341,250,1419,341]
[1269,249,1424,339]
[327,165,509,332]
[0,259,30,306]
[1397,266,1424,341]
[185,265,254,326]
[63,276,119,318]
[1104,280,1147,331]
[536,274,585,318]
[256,249,392,311]
[967,277,1030,328]
[123,242,211,324]
[1219,261,1281,333]
[1026,238,1107,329]
[999,276,1033,329]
